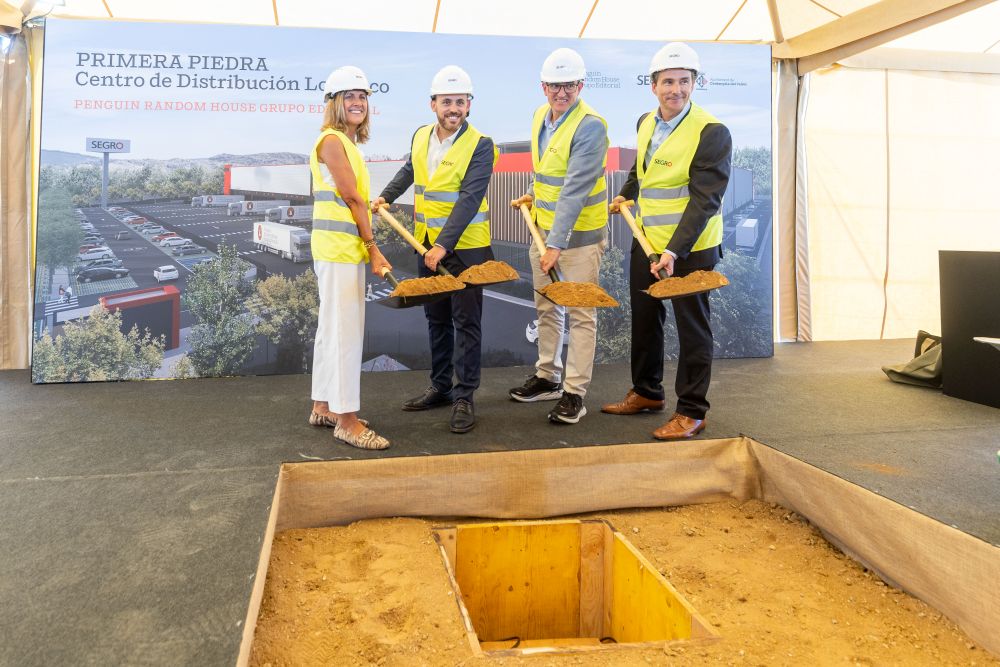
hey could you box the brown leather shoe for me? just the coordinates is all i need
[652,413,706,440]
[601,390,665,415]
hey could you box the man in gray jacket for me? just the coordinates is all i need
[509,48,609,425]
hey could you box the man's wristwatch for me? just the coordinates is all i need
[362,238,377,249]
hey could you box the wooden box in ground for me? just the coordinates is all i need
[432,519,717,656]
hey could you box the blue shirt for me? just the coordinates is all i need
[644,101,691,167]
[538,99,576,154]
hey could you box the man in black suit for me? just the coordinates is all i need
[373,66,497,433]
[601,42,732,440]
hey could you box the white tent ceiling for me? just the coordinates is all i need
[26,0,1000,57]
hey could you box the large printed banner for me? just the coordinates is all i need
[32,18,773,383]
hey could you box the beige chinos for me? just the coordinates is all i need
[529,237,605,398]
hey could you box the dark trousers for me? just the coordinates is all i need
[629,241,714,420]
[418,250,488,403]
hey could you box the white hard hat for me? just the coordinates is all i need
[323,65,373,101]
[648,42,700,76]
[540,48,586,83]
[430,65,473,96]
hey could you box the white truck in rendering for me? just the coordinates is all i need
[252,221,312,263]
[228,199,290,216]
[735,219,758,250]
[265,205,313,223]
[198,194,244,208]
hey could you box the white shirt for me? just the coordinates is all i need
[427,125,457,175]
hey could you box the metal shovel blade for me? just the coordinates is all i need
[377,291,451,309]
[375,269,454,309]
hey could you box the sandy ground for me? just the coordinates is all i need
[249,500,997,666]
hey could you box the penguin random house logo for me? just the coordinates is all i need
[257,225,263,240]
[287,207,295,217]
[585,71,621,89]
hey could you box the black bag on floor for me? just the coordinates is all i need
[881,330,942,388]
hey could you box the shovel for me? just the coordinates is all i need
[618,200,729,300]
[516,202,618,308]
[375,206,466,298]
[375,267,451,309]
[376,205,517,288]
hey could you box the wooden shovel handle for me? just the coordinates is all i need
[377,205,451,277]
[517,203,559,283]
[619,201,669,280]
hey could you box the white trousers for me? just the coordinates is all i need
[529,240,605,397]
[311,260,366,413]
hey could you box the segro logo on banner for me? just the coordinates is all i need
[85,137,131,153]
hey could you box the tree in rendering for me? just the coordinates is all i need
[248,270,319,373]
[183,244,257,376]
[709,251,771,358]
[595,245,632,363]
[31,306,165,382]
[35,187,83,301]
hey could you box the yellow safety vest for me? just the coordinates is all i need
[530,100,608,234]
[309,128,370,264]
[411,123,497,249]
[636,103,724,255]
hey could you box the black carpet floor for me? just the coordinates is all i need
[1,339,997,665]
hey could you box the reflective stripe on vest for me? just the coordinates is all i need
[530,100,608,233]
[309,128,371,264]
[411,123,497,250]
[636,103,723,254]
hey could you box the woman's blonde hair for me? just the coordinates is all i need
[321,91,370,144]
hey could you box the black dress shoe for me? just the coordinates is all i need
[402,386,453,411]
[450,399,475,433]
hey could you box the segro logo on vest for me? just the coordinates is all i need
[440,159,454,166]
[654,158,673,167]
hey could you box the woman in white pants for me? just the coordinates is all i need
[308,65,392,450]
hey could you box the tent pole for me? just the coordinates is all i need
[775,58,812,342]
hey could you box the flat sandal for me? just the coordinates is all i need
[333,423,390,450]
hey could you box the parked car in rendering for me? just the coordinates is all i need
[153,265,179,282]
[151,232,179,243]
[113,231,132,240]
[141,226,167,236]
[77,266,130,283]
[159,237,190,247]
[74,257,123,274]
[77,246,113,261]
[171,243,206,256]
[78,244,103,253]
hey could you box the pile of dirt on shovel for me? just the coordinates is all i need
[539,282,619,307]
[647,270,729,299]
[390,275,465,298]
[457,260,519,285]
